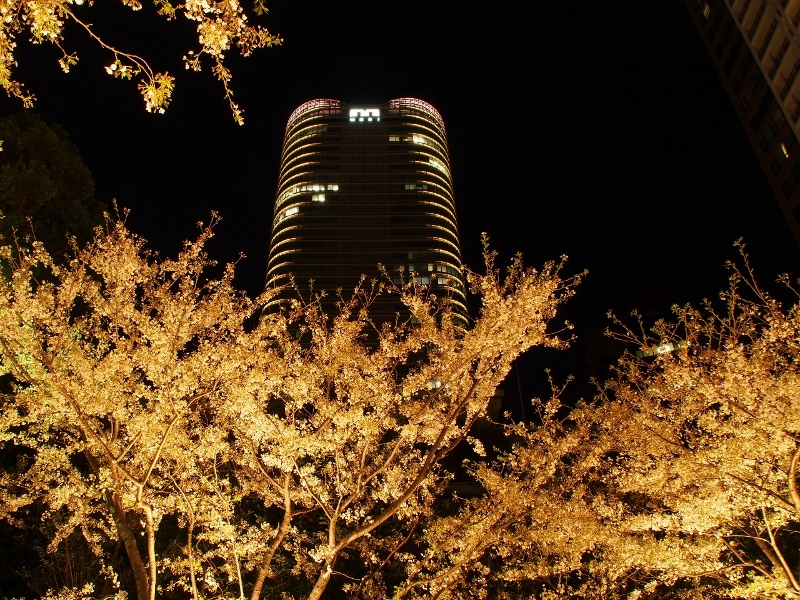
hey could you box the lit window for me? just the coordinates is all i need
[429,158,448,174]
[702,2,710,18]
[276,206,300,223]
[349,108,380,122]
[327,184,339,191]
[312,194,325,202]
[781,142,790,158]
[405,183,416,190]
[412,134,427,145]
[389,135,400,141]
[635,341,687,358]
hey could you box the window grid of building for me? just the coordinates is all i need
[686,0,800,245]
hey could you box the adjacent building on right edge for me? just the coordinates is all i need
[685,0,800,246]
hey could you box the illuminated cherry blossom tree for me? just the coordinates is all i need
[404,249,800,599]
[0,0,280,122]
[0,223,580,599]
[599,252,800,598]
[0,216,275,599]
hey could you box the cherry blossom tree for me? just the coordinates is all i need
[599,252,800,598]
[0,0,280,122]
[0,215,276,600]
[403,249,800,600]
[213,247,581,600]
[5,221,800,600]
[0,224,580,599]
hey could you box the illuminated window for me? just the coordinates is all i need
[278,182,341,205]
[435,264,461,276]
[404,183,428,190]
[312,194,325,202]
[635,341,687,358]
[349,108,380,122]
[772,130,798,173]
[388,135,400,141]
[426,378,442,389]
[412,134,427,145]
[702,2,710,19]
[429,158,448,174]
[276,206,300,224]
[782,130,797,157]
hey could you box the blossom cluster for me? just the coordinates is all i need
[0,0,280,120]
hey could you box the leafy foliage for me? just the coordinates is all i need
[599,251,800,598]
[0,0,281,122]
[404,250,800,599]
[0,221,579,599]
[3,224,799,599]
[0,111,104,256]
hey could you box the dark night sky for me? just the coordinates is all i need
[2,1,798,409]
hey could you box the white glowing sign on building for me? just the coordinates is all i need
[349,108,380,122]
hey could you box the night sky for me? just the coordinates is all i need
[1,1,798,410]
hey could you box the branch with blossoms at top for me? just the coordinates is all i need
[0,0,280,123]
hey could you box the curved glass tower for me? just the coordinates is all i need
[265,98,467,324]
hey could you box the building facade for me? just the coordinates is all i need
[265,98,467,325]
[684,0,800,246]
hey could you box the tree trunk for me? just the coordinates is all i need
[307,560,335,600]
[107,492,150,600]
[250,505,292,600]
[754,537,800,592]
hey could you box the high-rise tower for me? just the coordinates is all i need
[265,98,467,324]
[684,0,800,246]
